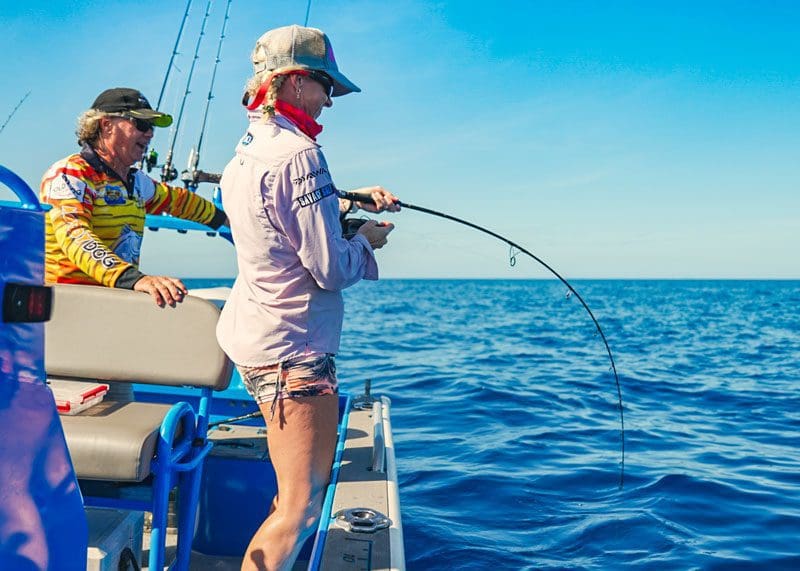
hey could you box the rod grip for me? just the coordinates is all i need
[338,190,376,205]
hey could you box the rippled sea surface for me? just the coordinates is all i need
[195,279,800,570]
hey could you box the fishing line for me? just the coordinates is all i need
[339,190,626,486]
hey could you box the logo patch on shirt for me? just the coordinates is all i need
[48,173,86,201]
[297,184,335,208]
[103,184,126,205]
[293,167,328,186]
[242,132,254,146]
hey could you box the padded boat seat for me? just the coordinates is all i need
[45,284,233,571]
[59,399,173,481]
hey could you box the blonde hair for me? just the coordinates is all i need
[245,71,293,118]
[76,109,109,146]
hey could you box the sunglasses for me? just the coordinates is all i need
[112,114,154,133]
[307,71,334,98]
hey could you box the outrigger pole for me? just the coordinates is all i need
[183,0,232,191]
[161,0,213,183]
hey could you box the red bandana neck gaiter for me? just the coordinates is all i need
[275,100,323,140]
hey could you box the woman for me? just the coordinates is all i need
[216,25,399,570]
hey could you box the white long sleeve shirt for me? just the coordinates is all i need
[216,114,378,366]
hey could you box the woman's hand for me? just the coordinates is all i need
[133,275,188,307]
[356,220,395,250]
[352,186,401,213]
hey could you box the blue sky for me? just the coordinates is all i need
[1,0,797,278]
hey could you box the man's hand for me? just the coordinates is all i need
[133,275,188,307]
[357,220,395,249]
[352,186,401,213]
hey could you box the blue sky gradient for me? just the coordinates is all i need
[1,0,797,278]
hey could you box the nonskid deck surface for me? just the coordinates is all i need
[140,529,309,570]
[141,531,241,570]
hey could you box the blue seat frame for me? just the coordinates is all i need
[82,391,214,571]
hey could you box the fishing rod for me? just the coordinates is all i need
[161,0,213,184]
[183,0,232,191]
[304,0,313,26]
[145,0,192,173]
[156,0,193,110]
[0,91,31,136]
[339,190,626,486]
[208,410,263,429]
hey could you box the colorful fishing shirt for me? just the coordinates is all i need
[40,145,226,288]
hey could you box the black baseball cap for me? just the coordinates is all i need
[91,88,173,128]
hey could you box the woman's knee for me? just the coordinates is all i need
[275,487,326,536]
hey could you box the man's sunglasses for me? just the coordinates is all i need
[112,114,154,133]
[307,71,334,98]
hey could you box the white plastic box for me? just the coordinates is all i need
[85,508,144,571]
[48,379,109,415]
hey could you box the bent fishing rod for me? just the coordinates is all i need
[339,189,626,485]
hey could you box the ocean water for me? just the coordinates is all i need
[191,278,800,570]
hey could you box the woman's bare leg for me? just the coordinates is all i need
[241,394,338,571]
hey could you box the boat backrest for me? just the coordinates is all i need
[45,284,232,390]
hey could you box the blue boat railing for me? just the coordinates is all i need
[0,163,44,210]
[146,184,233,244]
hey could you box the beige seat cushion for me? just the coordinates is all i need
[46,284,232,390]
[60,400,173,481]
[46,285,230,484]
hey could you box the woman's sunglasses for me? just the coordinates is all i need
[307,71,334,98]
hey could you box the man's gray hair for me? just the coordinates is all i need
[76,109,109,146]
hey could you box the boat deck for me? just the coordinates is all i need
[141,532,313,570]
[133,395,401,570]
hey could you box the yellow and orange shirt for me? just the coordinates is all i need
[40,145,225,288]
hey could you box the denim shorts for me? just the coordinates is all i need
[237,353,338,417]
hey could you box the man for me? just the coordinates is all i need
[40,87,227,306]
